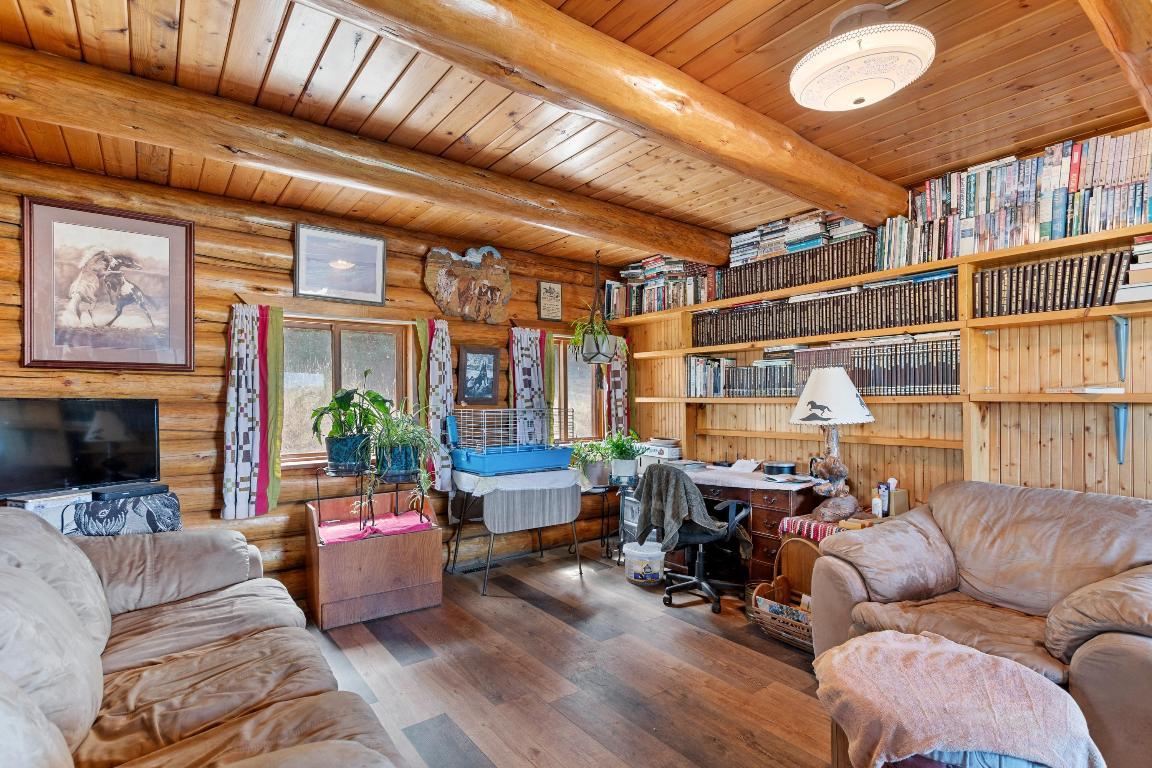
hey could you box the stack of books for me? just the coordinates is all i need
[784,211,831,253]
[1117,235,1152,304]
[793,333,961,396]
[973,250,1130,317]
[755,218,790,260]
[685,355,736,397]
[692,270,957,346]
[728,230,760,266]
[876,126,1152,267]
[603,257,718,318]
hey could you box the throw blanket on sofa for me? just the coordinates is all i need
[814,631,1104,768]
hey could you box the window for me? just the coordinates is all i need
[282,320,408,459]
[552,337,601,442]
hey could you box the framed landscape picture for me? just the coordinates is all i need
[457,345,500,405]
[22,197,194,371]
[538,280,563,321]
[294,224,386,305]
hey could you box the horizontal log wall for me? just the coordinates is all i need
[0,168,618,602]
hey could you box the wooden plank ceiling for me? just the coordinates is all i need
[0,0,1144,265]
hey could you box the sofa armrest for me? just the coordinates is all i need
[218,741,394,768]
[1046,564,1152,663]
[1068,633,1152,768]
[818,505,958,604]
[812,555,870,656]
[247,544,264,578]
[73,530,253,615]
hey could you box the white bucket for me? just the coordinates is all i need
[623,540,665,585]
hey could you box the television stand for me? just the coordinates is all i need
[91,482,170,501]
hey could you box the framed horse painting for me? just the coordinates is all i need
[22,197,195,371]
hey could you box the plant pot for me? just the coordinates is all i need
[376,444,421,484]
[610,458,638,478]
[581,334,622,364]
[325,435,369,475]
[583,460,610,488]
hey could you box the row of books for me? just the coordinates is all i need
[876,126,1152,267]
[793,336,961,396]
[692,271,958,347]
[718,234,876,300]
[722,361,796,398]
[603,257,717,317]
[973,250,1130,317]
[685,355,736,398]
[727,212,871,267]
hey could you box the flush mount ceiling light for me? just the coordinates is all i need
[790,2,935,112]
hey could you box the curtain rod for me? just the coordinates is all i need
[283,312,417,327]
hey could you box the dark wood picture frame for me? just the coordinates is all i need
[294,224,387,306]
[22,196,195,371]
[538,280,563,321]
[457,345,501,405]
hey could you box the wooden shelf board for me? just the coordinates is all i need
[635,395,965,405]
[966,301,1152,330]
[970,392,1152,404]
[632,321,964,359]
[611,223,1152,328]
[695,428,962,450]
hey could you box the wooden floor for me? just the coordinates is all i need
[312,544,831,768]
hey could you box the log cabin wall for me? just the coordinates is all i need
[0,161,618,602]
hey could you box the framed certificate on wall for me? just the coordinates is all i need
[538,280,563,321]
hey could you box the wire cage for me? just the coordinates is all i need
[448,407,574,476]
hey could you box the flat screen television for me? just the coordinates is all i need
[0,398,160,496]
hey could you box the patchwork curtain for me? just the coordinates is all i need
[605,345,629,434]
[417,319,454,492]
[509,328,554,444]
[222,304,284,520]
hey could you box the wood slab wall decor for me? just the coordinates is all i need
[423,245,512,324]
[0,162,618,603]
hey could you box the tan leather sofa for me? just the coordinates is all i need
[811,481,1152,768]
[0,507,399,767]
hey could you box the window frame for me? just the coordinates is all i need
[552,335,603,443]
[281,318,413,463]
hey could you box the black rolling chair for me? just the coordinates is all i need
[636,464,750,614]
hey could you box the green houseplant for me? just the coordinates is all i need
[311,384,391,474]
[370,402,439,484]
[603,429,645,480]
[571,307,626,364]
[570,439,610,488]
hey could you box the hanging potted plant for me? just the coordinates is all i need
[604,429,645,481]
[570,439,610,488]
[311,386,390,475]
[572,309,627,364]
[369,402,440,484]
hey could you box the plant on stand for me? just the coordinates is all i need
[570,439,610,488]
[603,429,645,481]
[370,402,440,484]
[311,383,391,475]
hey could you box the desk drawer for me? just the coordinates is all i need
[750,533,780,564]
[750,506,788,536]
[695,484,747,502]
[751,489,793,511]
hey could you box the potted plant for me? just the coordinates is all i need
[311,386,390,474]
[570,439,610,488]
[370,402,440,484]
[604,429,645,480]
[571,308,627,364]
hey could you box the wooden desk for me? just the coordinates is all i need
[685,468,819,582]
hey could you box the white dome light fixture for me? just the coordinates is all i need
[789,2,935,112]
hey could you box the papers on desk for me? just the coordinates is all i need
[764,474,816,484]
[726,459,761,473]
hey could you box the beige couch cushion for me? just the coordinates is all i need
[223,741,395,768]
[102,578,306,675]
[1046,564,1152,663]
[819,506,958,603]
[928,481,1152,616]
[0,672,73,768]
[76,627,338,768]
[0,508,111,648]
[0,565,104,750]
[851,591,1067,684]
[114,691,400,768]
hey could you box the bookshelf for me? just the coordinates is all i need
[623,225,1152,507]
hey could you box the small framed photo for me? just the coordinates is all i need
[458,345,500,405]
[22,197,194,371]
[294,224,386,305]
[538,280,563,321]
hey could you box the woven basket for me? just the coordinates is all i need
[748,537,820,652]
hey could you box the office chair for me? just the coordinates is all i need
[662,499,749,614]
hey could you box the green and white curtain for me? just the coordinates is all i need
[509,328,554,444]
[222,304,284,519]
[417,319,454,491]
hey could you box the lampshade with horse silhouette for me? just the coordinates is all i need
[790,367,872,516]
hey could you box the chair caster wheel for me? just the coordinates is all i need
[662,595,672,607]
[711,601,722,614]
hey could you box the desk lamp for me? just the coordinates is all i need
[790,367,873,501]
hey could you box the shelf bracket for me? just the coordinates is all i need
[1112,403,1130,465]
[1113,316,1130,383]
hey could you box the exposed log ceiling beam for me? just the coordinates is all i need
[1078,0,1152,120]
[0,43,729,265]
[300,0,908,225]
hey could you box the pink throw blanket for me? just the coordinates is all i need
[814,631,1104,768]
[318,509,432,544]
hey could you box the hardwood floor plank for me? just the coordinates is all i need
[403,713,497,768]
[307,625,377,703]
[364,615,438,666]
[488,572,624,641]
